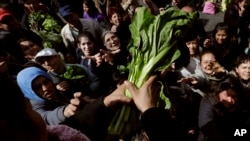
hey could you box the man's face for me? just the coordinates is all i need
[186,39,198,57]
[218,89,238,109]
[23,0,41,12]
[32,76,56,100]
[37,55,62,73]
[0,15,20,32]
[64,14,79,28]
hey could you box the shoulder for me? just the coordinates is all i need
[61,24,70,33]
[80,18,98,24]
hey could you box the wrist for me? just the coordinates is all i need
[141,104,156,113]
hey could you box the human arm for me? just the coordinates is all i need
[84,53,103,67]
[30,100,66,125]
[125,75,184,141]
[198,96,226,141]
[73,84,132,141]
[30,92,82,125]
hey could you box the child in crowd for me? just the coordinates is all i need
[229,54,250,102]
[203,22,239,71]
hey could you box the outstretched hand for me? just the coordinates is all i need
[64,92,82,118]
[100,49,120,65]
[84,53,103,67]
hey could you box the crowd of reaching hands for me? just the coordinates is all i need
[0,0,250,141]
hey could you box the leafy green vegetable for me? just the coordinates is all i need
[28,11,62,48]
[108,7,197,138]
[60,66,88,80]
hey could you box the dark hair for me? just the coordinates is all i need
[107,6,123,20]
[0,48,7,57]
[83,0,99,16]
[17,35,43,48]
[77,30,96,43]
[199,49,217,61]
[234,54,250,68]
[212,22,231,40]
[214,76,245,101]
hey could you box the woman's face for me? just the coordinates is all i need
[236,61,250,81]
[19,40,42,60]
[200,53,217,74]
[186,39,199,57]
[215,29,227,44]
[104,32,121,51]
[110,13,121,26]
[218,88,238,109]
[83,3,89,12]
[78,36,95,56]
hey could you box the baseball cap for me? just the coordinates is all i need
[58,5,73,17]
[0,8,12,21]
[34,48,58,62]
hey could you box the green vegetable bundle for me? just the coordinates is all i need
[108,7,197,138]
[28,11,62,48]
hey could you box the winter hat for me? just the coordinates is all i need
[47,125,91,141]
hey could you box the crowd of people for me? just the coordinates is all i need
[0,0,250,141]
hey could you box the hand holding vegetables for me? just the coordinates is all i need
[103,84,132,108]
[108,6,197,138]
[125,75,161,113]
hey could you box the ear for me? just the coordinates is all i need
[77,43,80,48]
[109,19,113,24]
[235,67,239,74]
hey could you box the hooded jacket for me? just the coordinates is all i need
[17,67,66,125]
[17,66,51,102]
